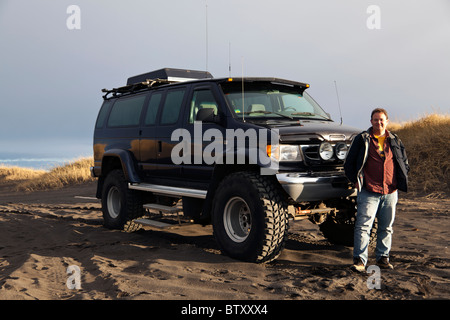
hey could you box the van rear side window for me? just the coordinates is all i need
[144,92,162,125]
[95,100,112,129]
[107,95,146,127]
[160,88,186,125]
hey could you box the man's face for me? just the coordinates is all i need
[371,112,388,134]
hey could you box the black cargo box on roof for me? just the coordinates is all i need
[127,68,213,85]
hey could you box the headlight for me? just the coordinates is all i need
[335,142,349,160]
[319,142,333,160]
[268,145,302,161]
[280,145,302,161]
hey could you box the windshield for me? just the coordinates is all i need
[220,81,331,120]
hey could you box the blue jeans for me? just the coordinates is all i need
[354,188,398,265]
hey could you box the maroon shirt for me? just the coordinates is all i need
[363,131,397,194]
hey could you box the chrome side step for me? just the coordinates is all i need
[133,203,185,229]
[133,218,173,229]
[143,203,182,214]
[128,183,207,199]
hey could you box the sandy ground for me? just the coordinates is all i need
[0,181,449,302]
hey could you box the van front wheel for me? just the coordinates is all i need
[212,172,289,263]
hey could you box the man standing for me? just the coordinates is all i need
[344,108,409,272]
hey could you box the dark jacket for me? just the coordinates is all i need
[344,128,410,192]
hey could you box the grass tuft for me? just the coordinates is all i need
[0,157,94,192]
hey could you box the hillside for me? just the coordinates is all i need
[389,113,450,197]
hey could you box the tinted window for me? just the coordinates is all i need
[107,95,146,127]
[160,88,186,125]
[95,100,113,129]
[188,89,218,123]
[144,92,162,125]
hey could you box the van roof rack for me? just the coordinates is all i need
[102,68,213,100]
[127,68,213,85]
[102,78,174,100]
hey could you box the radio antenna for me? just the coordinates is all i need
[205,0,209,72]
[242,57,245,122]
[334,80,343,125]
[228,42,231,77]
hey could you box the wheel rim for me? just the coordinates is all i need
[223,196,252,243]
[106,186,121,219]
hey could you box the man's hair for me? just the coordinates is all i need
[371,108,389,120]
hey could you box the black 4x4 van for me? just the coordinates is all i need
[92,68,362,263]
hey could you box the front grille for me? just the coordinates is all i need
[302,145,320,161]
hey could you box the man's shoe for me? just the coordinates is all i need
[376,257,394,269]
[351,258,366,273]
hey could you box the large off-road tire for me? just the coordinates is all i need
[101,169,144,230]
[319,214,378,248]
[212,171,289,263]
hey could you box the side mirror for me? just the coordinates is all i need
[196,108,219,123]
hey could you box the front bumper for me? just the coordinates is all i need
[276,172,356,202]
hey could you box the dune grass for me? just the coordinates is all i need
[0,157,95,192]
[389,113,450,197]
[0,166,46,182]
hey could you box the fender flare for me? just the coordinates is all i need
[95,149,141,199]
[101,149,141,183]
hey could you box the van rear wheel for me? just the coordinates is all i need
[101,169,143,230]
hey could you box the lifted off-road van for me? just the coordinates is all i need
[92,68,363,263]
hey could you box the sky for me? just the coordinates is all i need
[0,0,449,159]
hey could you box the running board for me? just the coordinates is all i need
[133,218,173,229]
[143,203,182,214]
[128,183,207,199]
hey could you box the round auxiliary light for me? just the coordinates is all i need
[335,142,349,160]
[319,142,333,160]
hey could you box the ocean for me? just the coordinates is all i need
[0,152,91,171]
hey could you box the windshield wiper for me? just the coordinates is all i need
[290,112,331,120]
[290,112,315,116]
[243,111,293,119]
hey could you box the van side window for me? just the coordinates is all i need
[160,88,186,125]
[144,92,162,125]
[95,100,113,129]
[107,95,146,127]
[189,88,218,123]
